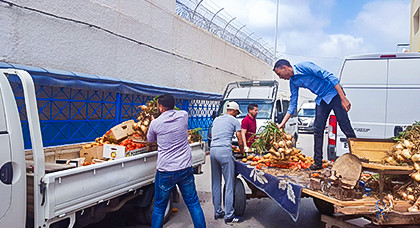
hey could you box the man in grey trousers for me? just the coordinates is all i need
[210,101,245,224]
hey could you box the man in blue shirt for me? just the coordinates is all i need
[273,59,356,170]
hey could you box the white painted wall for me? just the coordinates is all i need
[0,0,288,94]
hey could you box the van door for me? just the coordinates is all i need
[0,70,26,227]
[0,86,12,220]
[339,59,388,139]
[386,58,420,137]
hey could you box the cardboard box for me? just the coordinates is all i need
[105,120,136,143]
[103,144,126,159]
[56,157,86,167]
[80,145,104,163]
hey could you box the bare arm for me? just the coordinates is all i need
[334,84,351,112]
[236,131,245,153]
[278,113,292,129]
[241,129,248,148]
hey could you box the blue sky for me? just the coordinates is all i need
[205,0,411,73]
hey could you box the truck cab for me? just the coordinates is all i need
[208,80,299,147]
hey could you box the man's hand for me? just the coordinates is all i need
[341,96,351,112]
[277,123,285,129]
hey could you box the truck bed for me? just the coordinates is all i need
[26,142,205,221]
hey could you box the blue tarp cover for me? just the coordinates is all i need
[235,161,303,221]
[0,62,222,100]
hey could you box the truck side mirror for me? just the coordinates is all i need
[275,112,284,123]
[211,110,217,120]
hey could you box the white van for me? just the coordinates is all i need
[326,52,420,159]
[297,101,316,133]
[208,80,299,147]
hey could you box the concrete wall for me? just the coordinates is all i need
[0,0,285,94]
[411,0,420,52]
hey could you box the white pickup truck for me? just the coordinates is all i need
[0,69,206,228]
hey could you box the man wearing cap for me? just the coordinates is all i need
[210,101,245,224]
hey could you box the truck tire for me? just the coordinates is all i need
[142,193,173,225]
[313,198,334,215]
[223,177,246,216]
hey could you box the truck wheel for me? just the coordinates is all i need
[223,178,246,216]
[313,198,334,215]
[142,193,173,225]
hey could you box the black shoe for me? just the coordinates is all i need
[308,164,323,171]
[225,215,243,224]
[214,211,225,220]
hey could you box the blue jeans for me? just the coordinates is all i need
[313,95,356,166]
[152,167,206,228]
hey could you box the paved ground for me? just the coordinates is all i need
[89,133,326,227]
[161,133,324,228]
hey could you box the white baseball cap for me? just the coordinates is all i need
[226,101,242,113]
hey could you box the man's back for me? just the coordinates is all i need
[147,109,192,172]
[211,114,241,148]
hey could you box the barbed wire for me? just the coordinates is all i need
[175,0,275,66]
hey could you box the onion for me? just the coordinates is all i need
[407,187,414,193]
[286,140,293,147]
[395,143,404,150]
[385,156,394,163]
[396,154,405,162]
[412,154,420,162]
[279,141,285,148]
[408,195,416,201]
[402,149,412,159]
[402,192,408,199]
[408,205,419,212]
[143,119,150,126]
[414,162,420,170]
[286,134,293,140]
[404,140,413,148]
[411,172,420,182]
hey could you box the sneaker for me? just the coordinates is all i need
[308,164,323,171]
[214,211,225,220]
[225,215,243,224]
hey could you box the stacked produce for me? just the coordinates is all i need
[188,128,203,143]
[381,122,420,211]
[242,122,314,170]
[132,98,160,141]
[383,122,420,175]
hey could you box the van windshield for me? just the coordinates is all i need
[221,100,273,119]
[298,108,315,117]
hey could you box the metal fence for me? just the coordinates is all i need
[176,0,275,66]
[8,74,219,149]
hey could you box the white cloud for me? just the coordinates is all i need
[204,0,411,72]
[349,0,411,51]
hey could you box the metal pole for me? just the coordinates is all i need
[209,7,224,29]
[192,0,204,20]
[274,0,279,59]
[222,17,236,36]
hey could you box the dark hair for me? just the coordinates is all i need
[157,94,175,110]
[248,103,258,111]
[273,59,291,70]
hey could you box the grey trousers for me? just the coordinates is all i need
[210,146,235,218]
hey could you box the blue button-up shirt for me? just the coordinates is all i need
[147,109,192,172]
[287,62,340,115]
